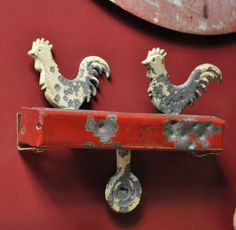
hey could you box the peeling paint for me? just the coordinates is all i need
[153,11,160,24]
[168,0,182,7]
[105,172,142,213]
[85,114,119,144]
[176,13,180,23]
[84,141,94,149]
[164,120,223,150]
[37,109,47,129]
[112,141,121,149]
[212,21,225,30]
[198,21,208,30]
[153,17,159,23]
[144,0,160,7]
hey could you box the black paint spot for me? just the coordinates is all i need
[67,88,73,94]
[68,99,74,107]
[50,66,55,73]
[58,75,62,80]
[54,95,60,102]
[63,95,68,101]
[64,89,69,95]
[54,84,61,91]
[73,99,81,108]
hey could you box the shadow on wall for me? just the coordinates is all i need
[19,148,227,227]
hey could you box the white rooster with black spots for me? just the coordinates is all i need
[28,38,110,109]
[142,48,222,114]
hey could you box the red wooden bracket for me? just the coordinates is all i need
[17,107,225,154]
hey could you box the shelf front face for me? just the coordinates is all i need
[18,107,225,153]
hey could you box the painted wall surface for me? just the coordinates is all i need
[0,1,235,229]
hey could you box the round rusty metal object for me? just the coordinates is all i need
[109,0,236,35]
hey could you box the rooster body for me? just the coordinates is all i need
[142,48,222,114]
[28,38,110,109]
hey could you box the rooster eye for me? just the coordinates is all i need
[152,58,155,62]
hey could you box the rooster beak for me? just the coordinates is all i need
[142,59,148,65]
[27,49,35,57]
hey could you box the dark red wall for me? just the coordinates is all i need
[0,1,235,229]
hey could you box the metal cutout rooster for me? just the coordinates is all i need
[142,48,222,114]
[28,38,110,109]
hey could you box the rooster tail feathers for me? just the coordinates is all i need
[85,56,110,79]
[76,56,110,101]
[195,63,222,85]
[79,56,110,79]
[198,63,222,83]
[191,64,222,99]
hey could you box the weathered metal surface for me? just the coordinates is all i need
[109,0,236,35]
[18,107,225,152]
[28,38,110,109]
[105,150,142,213]
[17,113,47,152]
[164,120,223,150]
[86,115,119,144]
[142,47,222,114]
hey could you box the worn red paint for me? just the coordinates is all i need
[110,0,236,35]
[18,107,225,153]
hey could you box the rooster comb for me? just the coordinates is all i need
[33,38,53,48]
[148,47,167,58]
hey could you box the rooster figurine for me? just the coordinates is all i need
[28,38,110,109]
[142,48,222,114]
